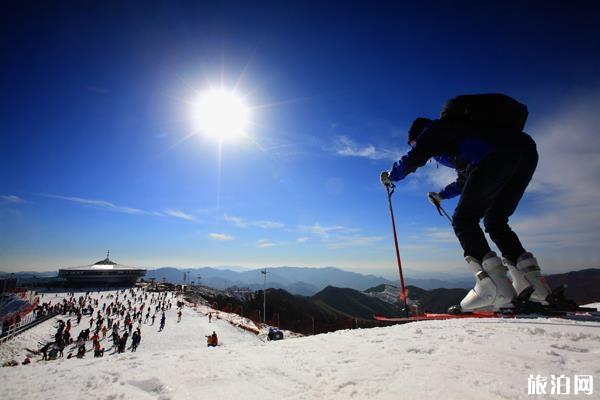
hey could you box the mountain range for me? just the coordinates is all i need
[188,268,600,331]
[2,266,598,304]
[142,266,473,294]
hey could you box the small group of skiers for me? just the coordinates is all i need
[380,93,576,313]
[206,331,218,347]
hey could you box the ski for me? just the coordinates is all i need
[374,312,498,322]
[374,310,600,323]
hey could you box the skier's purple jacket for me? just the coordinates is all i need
[388,119,493,199]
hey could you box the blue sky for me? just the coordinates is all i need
[1,1,600,278]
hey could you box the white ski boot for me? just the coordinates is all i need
[505,252,551,305]
[460,251,516,312]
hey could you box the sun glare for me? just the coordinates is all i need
[194,89,249,140]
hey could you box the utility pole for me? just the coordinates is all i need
[261,269,268,324]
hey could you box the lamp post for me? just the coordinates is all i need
[261,269,268,324]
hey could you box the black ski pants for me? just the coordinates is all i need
[452,134,538,264]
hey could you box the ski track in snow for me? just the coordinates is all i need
[1,292,599,400]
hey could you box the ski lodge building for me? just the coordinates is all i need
[58,252,146,286]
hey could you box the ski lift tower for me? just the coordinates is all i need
[261,269,268,323]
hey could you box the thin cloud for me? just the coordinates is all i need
[298,223,360,237]
[422,227,457,244]
[42,194,199,222]
[254,220,285,229]
[296,221,383,249]
[257,239,276,248]
[224,214,246,227]
[0,195,26,204]
[224,214,284,229]
[331,135,402,161]
[324,235,384,249]
[209,233,234,241]
[43,194,157,216]
[164,209,197,222]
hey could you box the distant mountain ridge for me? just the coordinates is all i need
[2,267,598,303]
[142,266,474,294]
[193,285,405,328]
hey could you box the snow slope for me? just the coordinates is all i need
[1,292,599,400]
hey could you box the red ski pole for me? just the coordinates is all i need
[385,183,409,317]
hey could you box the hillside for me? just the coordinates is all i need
[312,286,403,320]
[2,298,599,400]
[546,268,600,305]
[191,285,404,334]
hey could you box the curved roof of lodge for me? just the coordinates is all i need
[60,255,145,271]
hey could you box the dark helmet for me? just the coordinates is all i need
[408,117,432,144]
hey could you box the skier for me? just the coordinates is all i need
[40,342,50,361]
[57,337,65,358]
[76,344,86,358]
[131,329,141,352]
[177,310,182,323]
[380,94,552,313]
[159,312,166,331]
[118,332,128,353]
[93,341,104,357]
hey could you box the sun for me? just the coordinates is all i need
[193,89,249,140]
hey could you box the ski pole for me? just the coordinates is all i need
[428,193,453,224]
[385,183,409,317]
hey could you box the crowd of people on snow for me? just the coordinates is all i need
[2,288,181,366]
[1,284,238,368]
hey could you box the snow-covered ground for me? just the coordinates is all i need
[0,291,599,399]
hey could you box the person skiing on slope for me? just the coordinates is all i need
[159,312,166,331]
[380,94,552,313]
